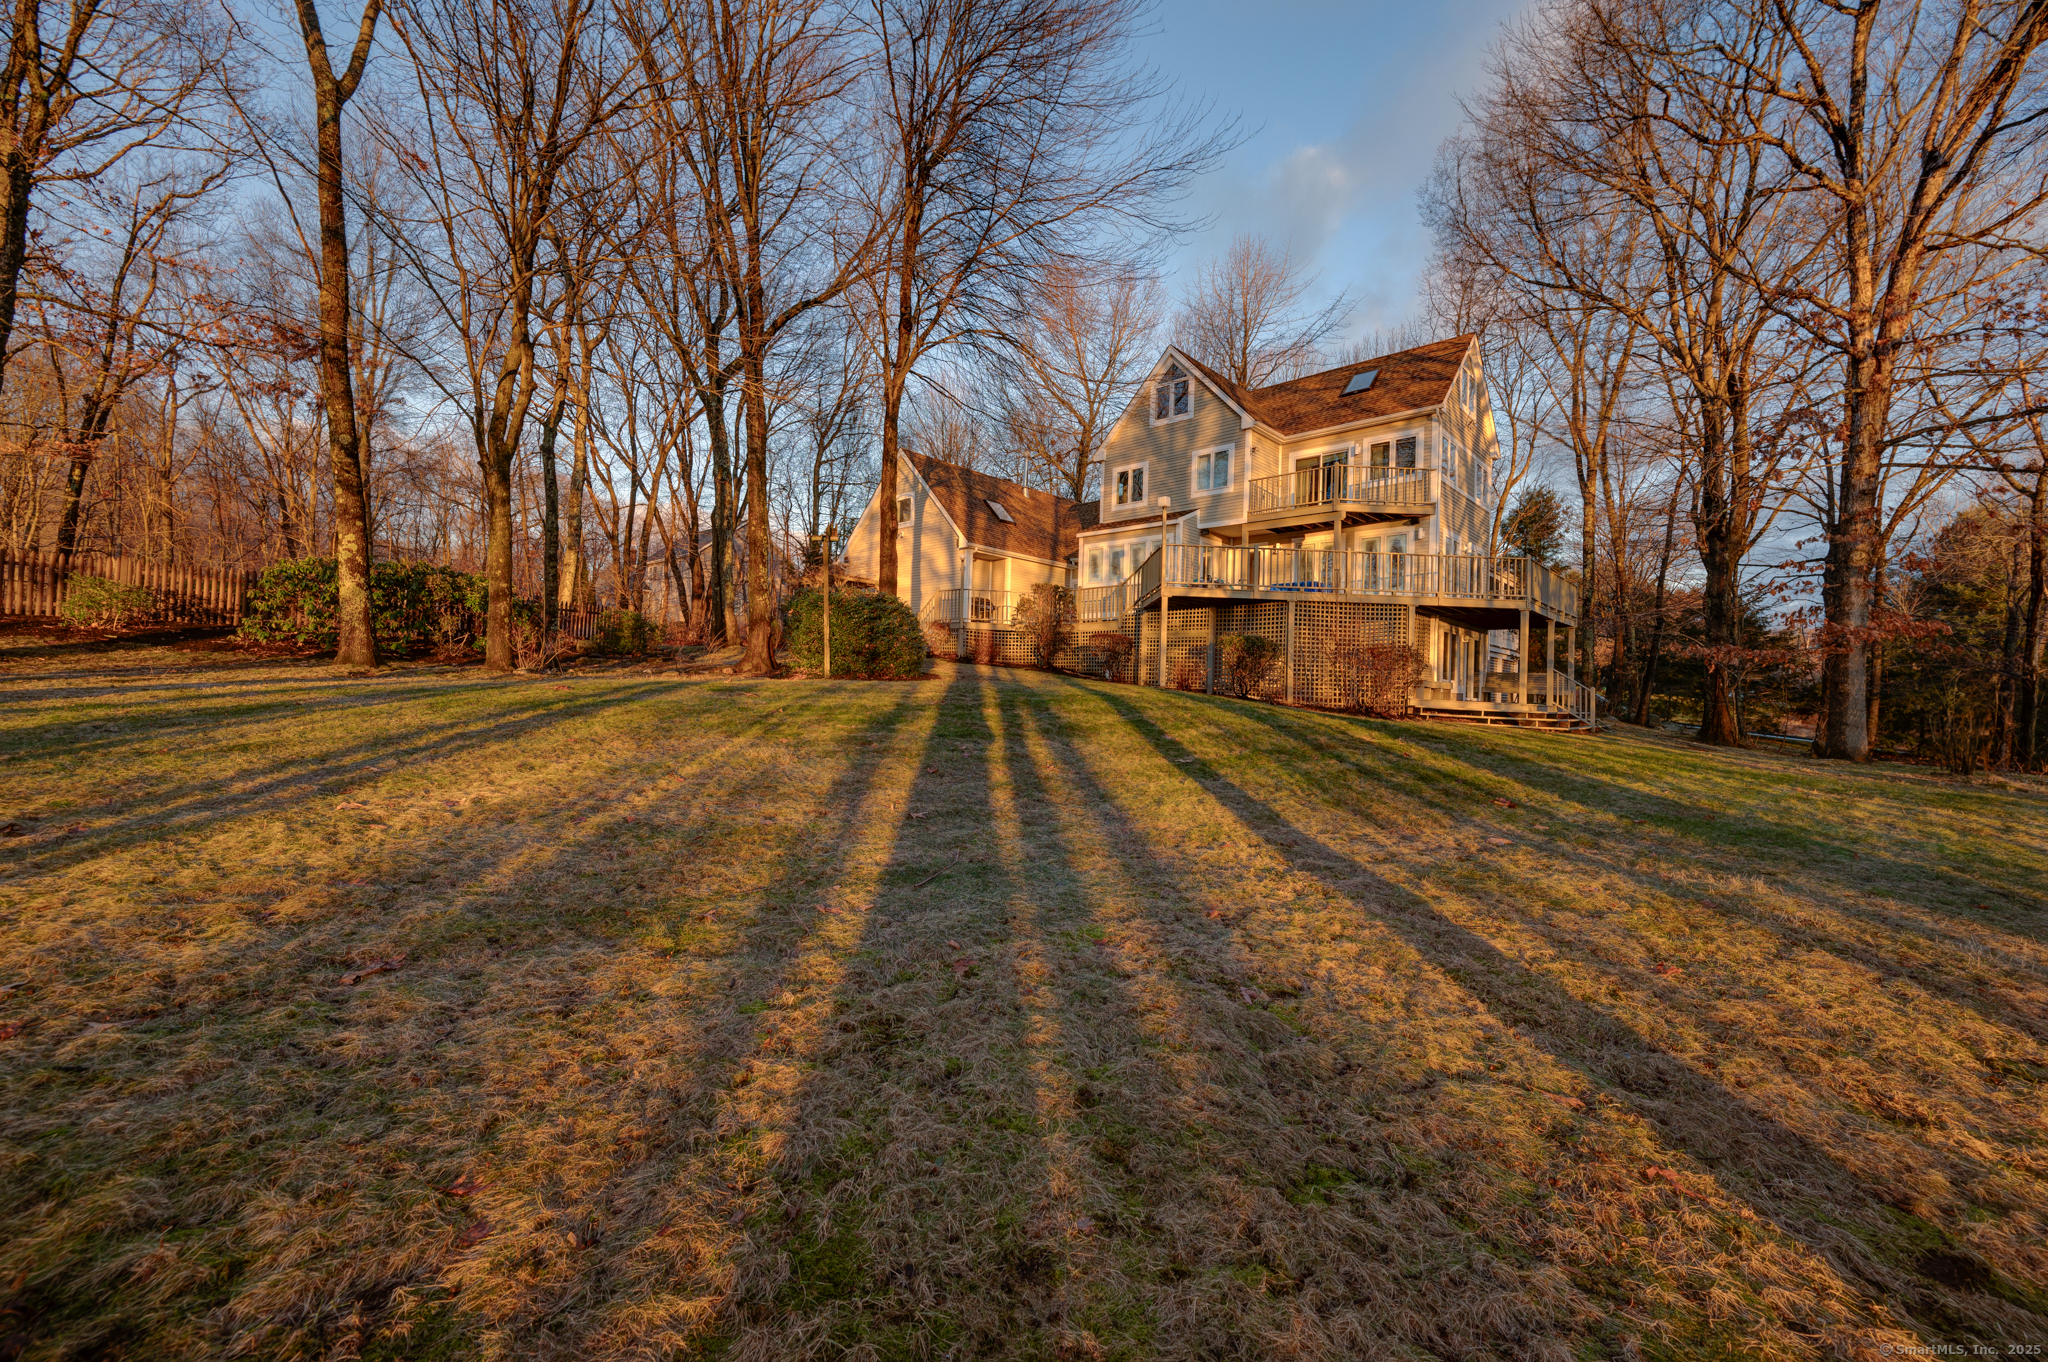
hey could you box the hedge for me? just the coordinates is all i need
[240,559,490,655]
[783,587,926,679]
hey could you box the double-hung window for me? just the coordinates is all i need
[1195,447,1231,492]
[1152,364,1190,422]
[1113,464,1146,507]
[1395,436,1417,470]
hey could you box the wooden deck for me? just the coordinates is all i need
[1076,545,1580,627]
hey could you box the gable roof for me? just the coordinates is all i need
[1173,335,1473,437]
[905,450,1097,563]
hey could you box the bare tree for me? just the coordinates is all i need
[1719,0,2048,761]
[384,0,628,670]
[0,0,218,399]
[997,261,1160,500]
[290,0,382,666]
[861,0,1222,599]
[1173,234,1350,388]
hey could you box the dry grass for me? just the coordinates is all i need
[1,631,2046,1361]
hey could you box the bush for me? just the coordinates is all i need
[1015,583,1073,670]
[1327,640,1424,716]
[1088,631,1134,682]
[784,587,926,679]
[1218,634,1281,699]
[241,558,489,655]
[589,608,656,656]
[60,575,156,629]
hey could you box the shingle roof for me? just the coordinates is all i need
[905,451,1097,562]
[1177,335,1472,436]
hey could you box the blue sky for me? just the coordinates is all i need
[1147,0,1531,341]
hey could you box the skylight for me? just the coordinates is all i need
[985,499,1015,523]
[1343,368,1379,395]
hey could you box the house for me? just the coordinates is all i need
[837,337,1588,726]
[1074,335,1590,725]
[837,450,1096,658]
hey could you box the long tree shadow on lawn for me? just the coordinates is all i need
[707,669,1105,1360]
[1220,700,2048,1050]
[1083,681,2047,1347]
[0,681,936,1360]
[996,676,1604,1360]
[2,680,698,878]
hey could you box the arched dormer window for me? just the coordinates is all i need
[1152,363,1190,422]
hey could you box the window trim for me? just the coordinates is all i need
[1110,460,1150,511]
[1149,363,1192,426]
[1192,444,1235,495]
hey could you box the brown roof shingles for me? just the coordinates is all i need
[905,451,1096,563]
[1177,334,1472,436]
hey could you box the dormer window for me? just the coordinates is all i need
[1152,364,1190,422]
[985,499,1014,523]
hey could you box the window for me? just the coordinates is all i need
[1087,548,1103,583]
[985,498,1015,523]
[1395,436,1417,469]
[1342,368,1378,395]
[1152,364,1190,422]
[1369,441,1391,477]
[1108,545,1126,578]
[1195,447,1231,492]
[896,495,912,521]
[1113,463,1146,506]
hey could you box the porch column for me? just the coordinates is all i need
[1566,624,1576,686]
[1518,608,1531,706]
[1159,605,1169,689]
[1285,598,1296,704]
[1207,607,1217,695]
[1544,618,1556,704]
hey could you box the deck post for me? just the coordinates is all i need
[1544,619,1556,706]
[1518,608,1531,705]
[1207,607,1217,695]
[1285,598,1296,704]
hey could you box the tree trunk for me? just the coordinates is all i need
[1694,410,1743,746]
[741,357,776,673]
[294,0,381,670]
[702,386,732,645]
[1634,484,1680,727]
[537,384,566,630]
[2022,469,2045,771]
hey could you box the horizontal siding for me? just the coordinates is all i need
[1096,367,1242,529]
[836,461,959,611]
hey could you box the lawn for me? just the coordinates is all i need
[2,632,2046,1361]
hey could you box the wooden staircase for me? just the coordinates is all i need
[1413,704,1596,732]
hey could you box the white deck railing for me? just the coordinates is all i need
[1246,466,1436,517]
[1090,545,1577,620]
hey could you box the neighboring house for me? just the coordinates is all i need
[1077,335,1591,725]
[838,450,1096,657]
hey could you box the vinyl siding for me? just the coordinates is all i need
[1096,359,1245,530]
[837,462,962,614]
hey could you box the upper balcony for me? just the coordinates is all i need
[1245,466,1436,534]
[1076,544,1580,628]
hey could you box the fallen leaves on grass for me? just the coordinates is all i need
[335,801,368,810]
[0,1021,26,1040]
[1540,1092,1586,1111]
[1652,962,1684,977]
[1492,797,1517,808]
[1486,836,1513,845]
[441,1173,481,1198]
[0,822,25,836]
[338,956,405,987]
[453,1221,493,1249]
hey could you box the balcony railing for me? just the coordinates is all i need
[1247,466,1435,518]
[920,588,1032,629]
[1108,544,1577,618]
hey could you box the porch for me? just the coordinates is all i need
[1075,545,1594,728]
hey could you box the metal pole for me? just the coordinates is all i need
[822,527,834,679]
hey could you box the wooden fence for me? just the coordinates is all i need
[0,550,258,626]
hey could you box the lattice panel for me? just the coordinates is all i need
[1136,608,1216,691]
